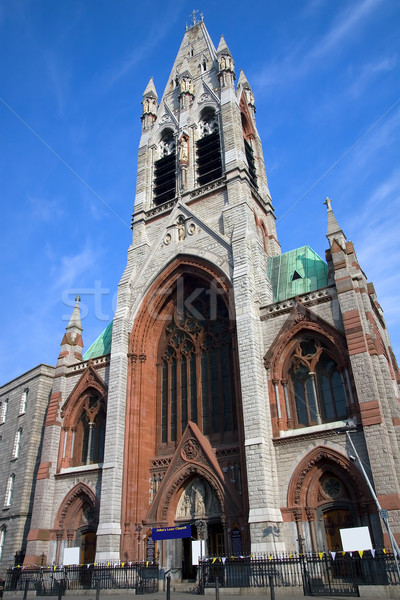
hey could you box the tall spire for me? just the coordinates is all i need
[325,197,346,250]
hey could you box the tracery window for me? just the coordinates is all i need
[72,394,106,466]
[196,109,222,186]
[159,288,237,444]
[288,339,349,428]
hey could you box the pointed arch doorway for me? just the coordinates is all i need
[175,477,224,579]
[286,447,378,553]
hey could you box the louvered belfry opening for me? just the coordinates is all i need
[196,130,222,186]
[196,109,222,186]
[244,138,257,189]
[154,129,176,205]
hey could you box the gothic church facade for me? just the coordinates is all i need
[14,18,400,571]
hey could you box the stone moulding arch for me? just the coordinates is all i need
[286,445,374,520]
[55,482,99,532]
[154,463,225,524]
[61,364,107,426]
[129,254,234,356]
[264,304,349,382]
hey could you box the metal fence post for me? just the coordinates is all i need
[96,577,100,600]
[23,579,29,600]
[215,576,219,600]
[166,574,171,600]
[268,574,275,600]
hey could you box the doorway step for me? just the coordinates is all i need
[169,579,197,593]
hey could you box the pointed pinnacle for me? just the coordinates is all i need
[216,35,232,56]
[66,296,83,332]
[143,76,158,99]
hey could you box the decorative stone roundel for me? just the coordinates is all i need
[181,438,199,461]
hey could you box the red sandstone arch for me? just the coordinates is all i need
[129,255,234,356]
[285,445,375,520]
[154,464,225,524]
[61,364,107,426]
[264,304,349,381]
[55,482,99,532]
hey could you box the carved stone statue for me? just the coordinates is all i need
[179,137,189,162]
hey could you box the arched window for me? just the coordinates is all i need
[241,112,257,188]
[4,474,15,506]
[0,527,6,563]
[19,388,28,414]
[159,284,237,445]
[288,339,349,428]
[72,394,106,467]
[0,399,8,424]
[154,129,176,205]
[196,109,222,185]
[13,428,22,459]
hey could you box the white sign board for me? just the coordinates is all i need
[63,546,80,565]
[340,526,373,552]
[192,540,206,565]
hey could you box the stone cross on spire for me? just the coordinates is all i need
[325,197,346,250]
[191,9,199,25]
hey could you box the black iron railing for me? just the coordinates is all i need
[5,563,159,595]
[198,552,400,595]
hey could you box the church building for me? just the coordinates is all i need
[16,16,400,573]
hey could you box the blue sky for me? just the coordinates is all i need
[0,0,399,384]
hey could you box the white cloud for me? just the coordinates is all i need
[52,240,99,291]
[27,195,65,222]
[307,0,382,61]
[254,0,384,90]
[346,55,398,98]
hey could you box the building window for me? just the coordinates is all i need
[12,428,22,459]
[0,527,6,563]
[72,394,106,466]
[154,129,176,205]
[5,474,15,506]
[159,286,237,444]
[19,388,28,414]
[288,339,349,428]
[196,109,222,186]
[0,399,8,424]
[243,138,257,188]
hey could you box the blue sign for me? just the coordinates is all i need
[151,524,191,541]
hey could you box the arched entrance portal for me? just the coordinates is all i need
[176,477,223,579]
[286,446,378,552]
[54,483,99,565]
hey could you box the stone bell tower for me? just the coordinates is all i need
[95,14,282,562]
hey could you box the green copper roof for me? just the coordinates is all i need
[268,245,328,303]
[83,321,113,360]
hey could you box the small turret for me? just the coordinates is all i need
[141,77,158,130]
[57,296,83,368]
[216,35,235,88]
[177,61,194,110]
